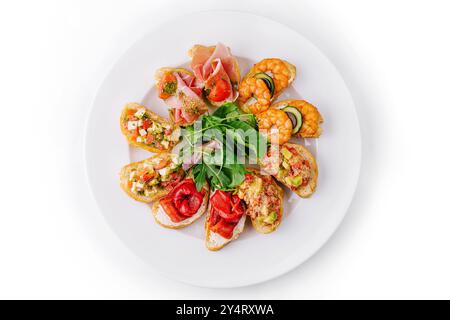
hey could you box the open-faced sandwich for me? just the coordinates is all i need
[236,169,284,234]
[238,58,296,114]
[260,143,318,198]
[155,67,208,126]
[152,176,209,229]
[119,153,185,203]
[189,42,241,107]
[120,103,181,153]
[272,99,323,138]
[205,189,246,251]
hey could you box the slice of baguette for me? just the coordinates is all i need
[251,188,284,234]
[242,168,284,234]
[241,58,296,98]
[120,102,180,153]
[278,143,318,198]
[151,180,209,229]
[155,67,208,126]
[188,44,215,59]
[187,44,241,85]
[154,67,194,83]
[205,213,246,251]
[119,154,183,203]
[188,44,241,108]
[205,191,246,251]
[271,99,323,138]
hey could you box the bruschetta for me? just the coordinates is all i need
[205,189,246,251]
[154,67,208,126]
[188,42,241,107]
[272,99,323,138]
[236,169,284,234]
[260,143,318,198]
[238,58,296,114]
[120,103,181,153]
[119,153,185,203]
[152,177,209,229]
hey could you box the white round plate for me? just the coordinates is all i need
[85,11,361,288]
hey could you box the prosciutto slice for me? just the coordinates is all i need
[204,59,238,102]
[167,72,207,125]
[177,72,203,96]
[190,42,240,103]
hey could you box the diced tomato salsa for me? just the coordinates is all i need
[123,106,177,150]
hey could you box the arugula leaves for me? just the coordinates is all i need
[183,103,267,191]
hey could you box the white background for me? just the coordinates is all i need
[0,0,449,299]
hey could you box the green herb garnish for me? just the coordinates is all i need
[182,102,267,192]
[163,81,177,95]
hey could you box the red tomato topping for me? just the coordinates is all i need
[301,177,310,187]
[154,158,169,170]
[208,79,231,102]
[146,134,154,144]
[141,172,154,182]
[142,119,151,130]
[286,146,299,156]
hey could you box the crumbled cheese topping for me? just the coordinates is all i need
[134,108,146,119]
[127,121,138,130]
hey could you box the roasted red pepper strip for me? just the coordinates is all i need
[160,179,204,222]
[209,190,245,239]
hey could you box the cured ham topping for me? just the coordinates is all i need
[158,71,207,125]
[208,190,245,239]
[190,42,239,103]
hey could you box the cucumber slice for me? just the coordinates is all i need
[282,106,303,134]
[254,72,275,97]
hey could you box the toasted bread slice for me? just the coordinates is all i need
[273,143,318,198]
[152,179,209,229]
[119,154,184,203]
[188,44,241,85]
[154,67,194,83]
[155,67,208,125]
[236,168,284,234]
[205,208,246,251]
[120,102,180,153]
[271,99,323,138]
[238,58,296,113]
[242,59,296,94]
[188,44,241,107]
[205,189,246,251]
